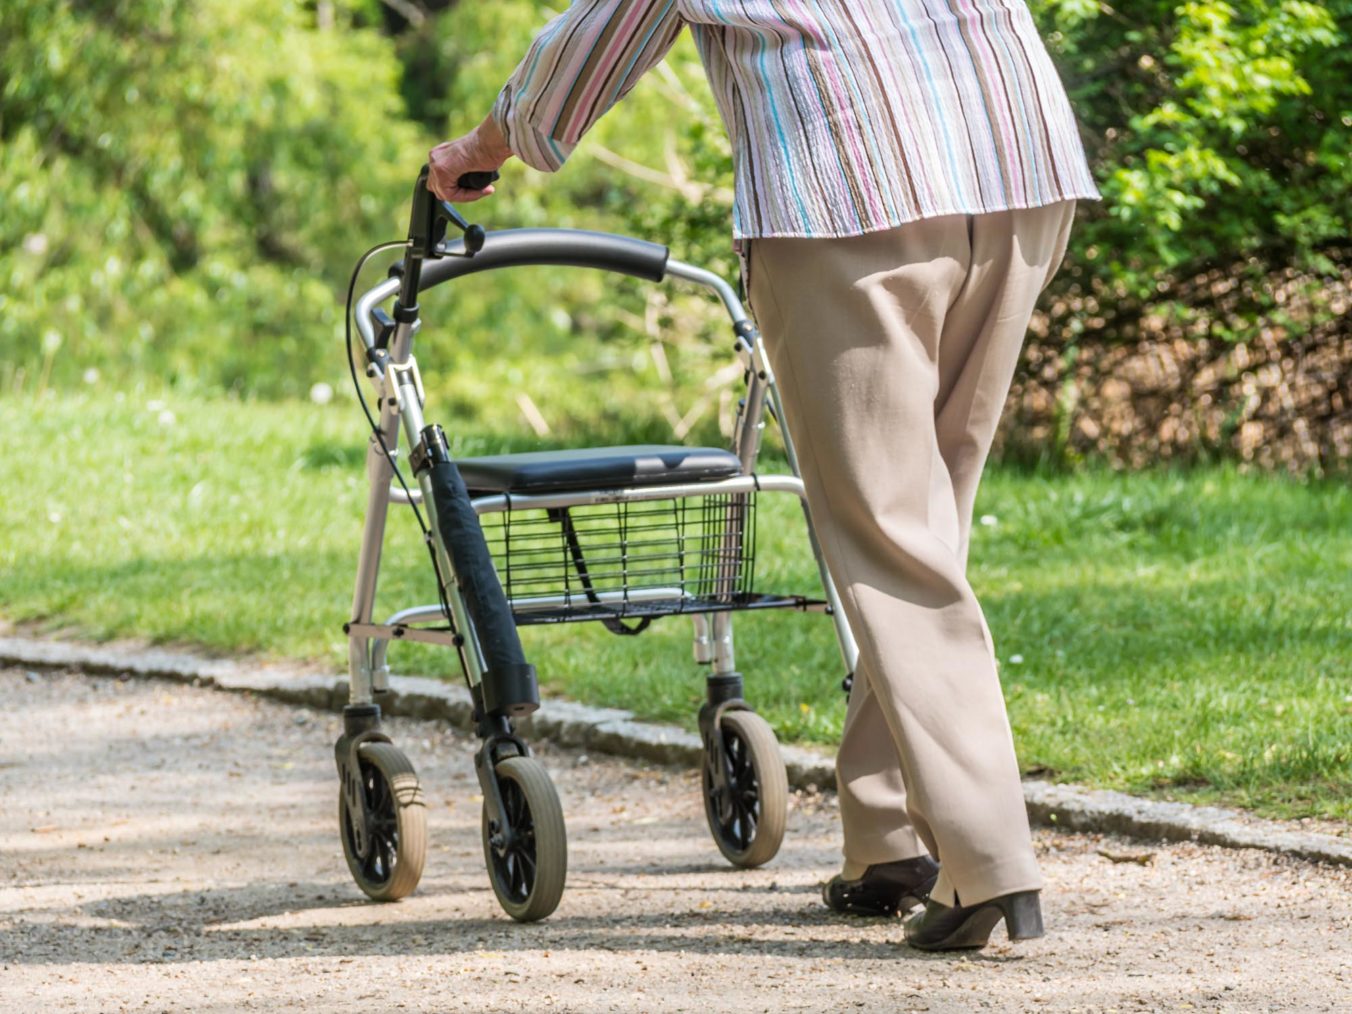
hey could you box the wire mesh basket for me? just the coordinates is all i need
[479,492,759,626]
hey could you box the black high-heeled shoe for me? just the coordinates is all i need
[903,889,1044,951]
[822,855,940,917]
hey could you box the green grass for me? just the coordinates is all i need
[3,392,1349,822]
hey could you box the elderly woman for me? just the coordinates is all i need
[428,0,1098,952]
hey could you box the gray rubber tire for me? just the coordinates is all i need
[702,710,788,868]
[339,741,427,902]
[481,755,568,922]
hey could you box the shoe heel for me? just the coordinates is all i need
[997,891,1044,941]
[896,893,922,914]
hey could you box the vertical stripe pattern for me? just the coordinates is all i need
[491,0,1099,241]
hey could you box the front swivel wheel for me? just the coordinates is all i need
[482,755,567,922]
[339,741,428,901]
[702,710,788,868]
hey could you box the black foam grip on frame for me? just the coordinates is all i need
[426,456,540,718]
[417,228,669,292]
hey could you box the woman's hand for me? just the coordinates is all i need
[428,115,513,203]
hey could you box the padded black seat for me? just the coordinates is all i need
[457,445,743,495]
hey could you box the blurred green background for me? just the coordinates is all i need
[4,1,1350,435]
[1,1,1348,818]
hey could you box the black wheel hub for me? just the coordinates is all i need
[705,727,760,851]
[489,777,537,903]
[344,760,400,886]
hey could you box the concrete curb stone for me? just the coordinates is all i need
[3,634,1347,867]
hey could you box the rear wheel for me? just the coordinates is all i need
[481,755,567,922]
[702,710,788,868]
[339,741,427,901]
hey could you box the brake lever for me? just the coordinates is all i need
[432,199,486,257]
[429,170,499,256]
[410,164,492,262]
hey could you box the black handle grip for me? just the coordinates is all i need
[417,228,670,291]
[457,170,501,192]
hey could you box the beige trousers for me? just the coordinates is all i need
[747,201,1076,907]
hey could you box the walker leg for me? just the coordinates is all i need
[695,611,788,868]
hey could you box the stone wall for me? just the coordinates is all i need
[996,275,1351,473]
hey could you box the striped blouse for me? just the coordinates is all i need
[491,0,1100,241]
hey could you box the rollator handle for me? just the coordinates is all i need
[396,165,489,313]
[410,165,487,261]
[456,170,500,191]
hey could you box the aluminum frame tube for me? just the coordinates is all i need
[346,317,413,706]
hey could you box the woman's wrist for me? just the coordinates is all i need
[473,114,513,167]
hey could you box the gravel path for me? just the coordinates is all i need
[1,668,1348,1013]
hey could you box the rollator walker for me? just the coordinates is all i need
[336,167,860,921]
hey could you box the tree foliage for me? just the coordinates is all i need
[2,0,1348,412]
[1034,0,1347,294]
[0,0,420,395]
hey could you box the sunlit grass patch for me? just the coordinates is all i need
[3,393,1348,821]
